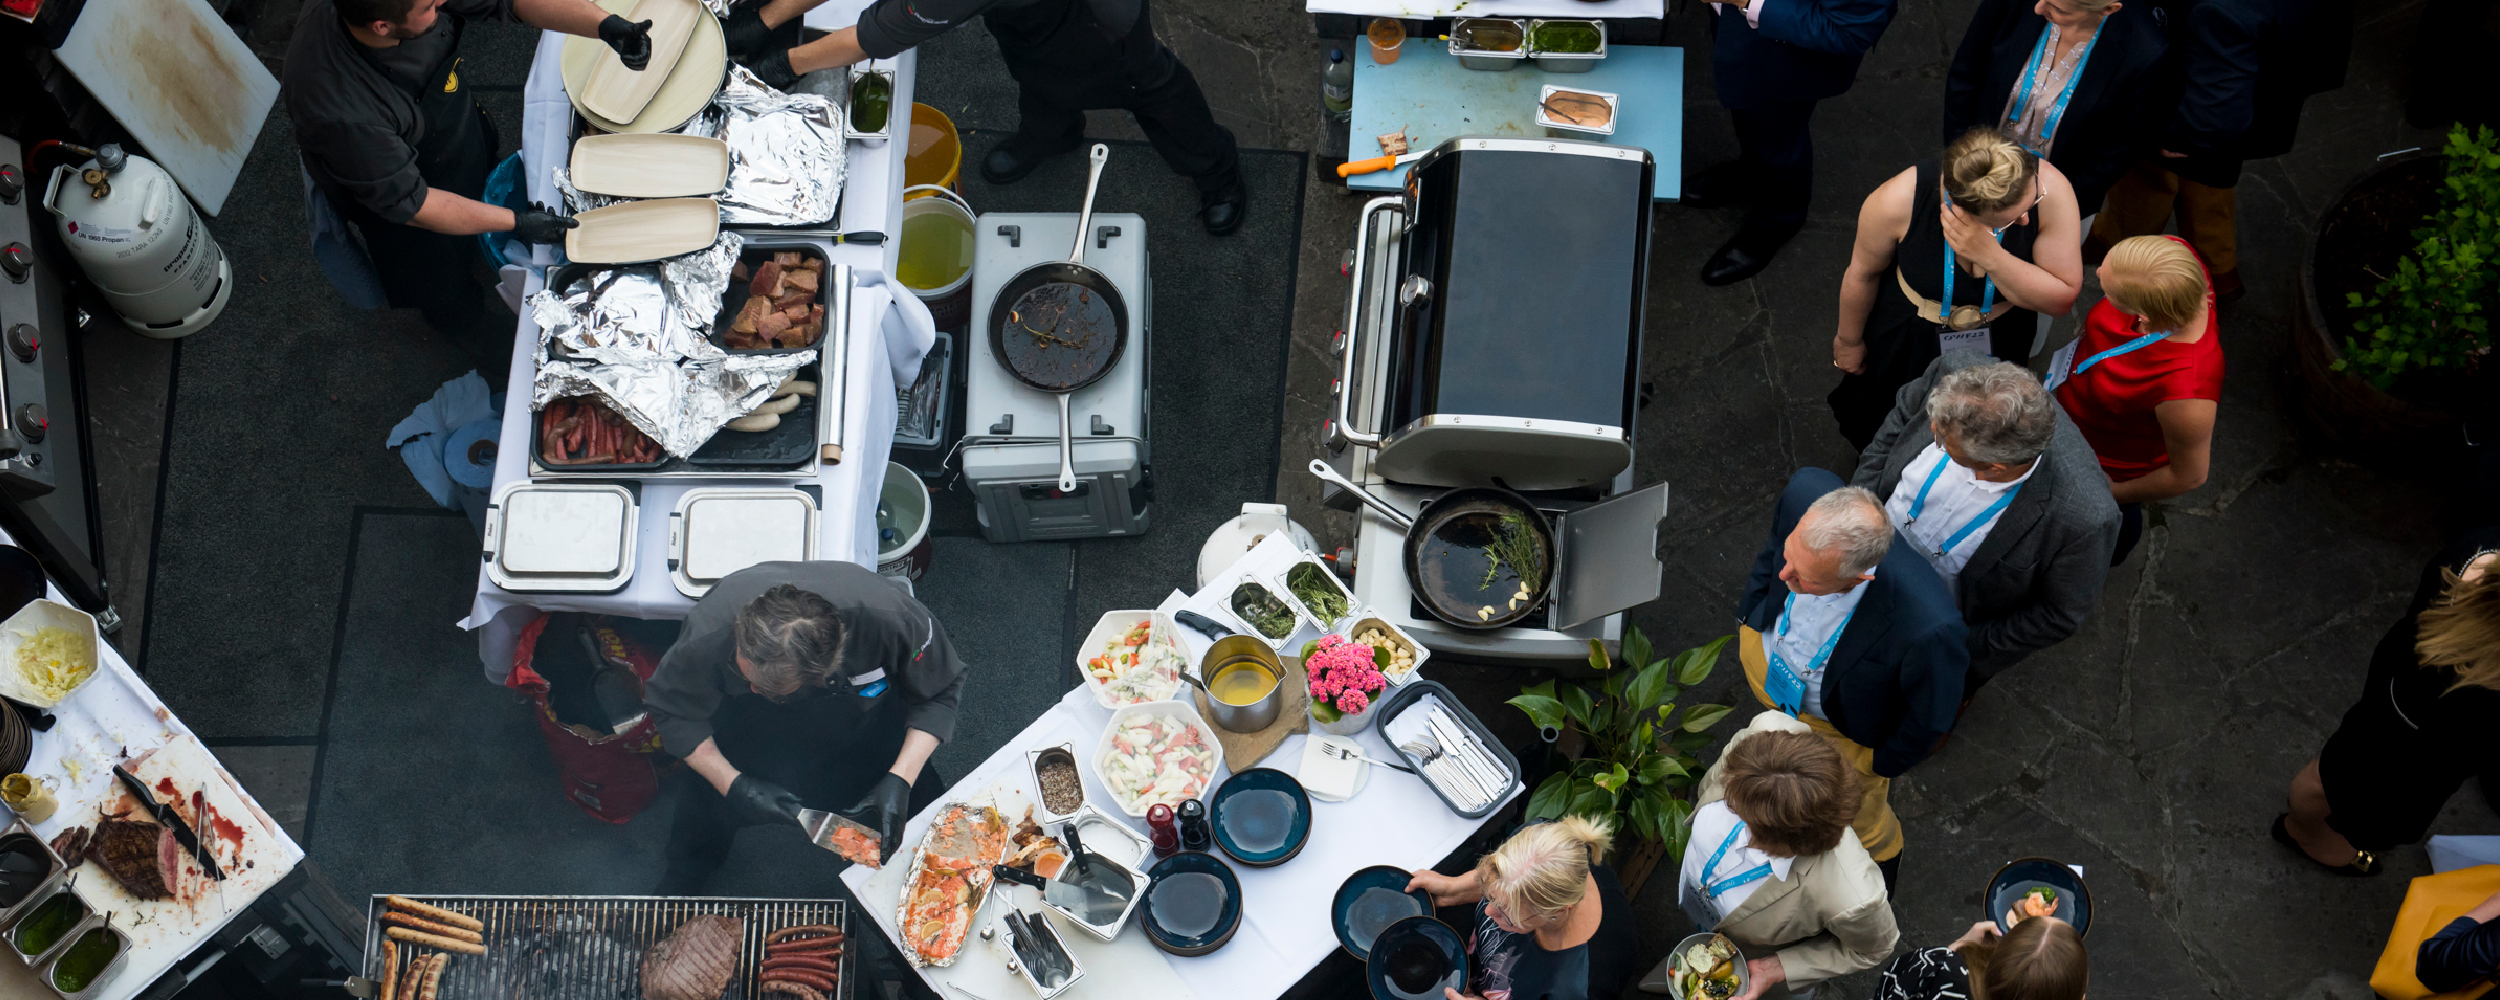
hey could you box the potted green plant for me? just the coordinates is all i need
[2294,125,2499,461]
[1506,628,1734,896]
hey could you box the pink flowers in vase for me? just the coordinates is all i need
[1305,633,1388,721]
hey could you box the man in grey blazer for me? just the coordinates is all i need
[1852,351,2121,685]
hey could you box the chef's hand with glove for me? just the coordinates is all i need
[839,772,913,864]
[511,206,579,245]
[598,14,656,70]
[726,774,807,828]
[722,0,779,58]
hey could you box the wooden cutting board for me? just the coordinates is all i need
[565,198,721,264]
[578,0,705,124]
[570,133,730,197]
[1194,657,1311,771]
[50,0,278,215]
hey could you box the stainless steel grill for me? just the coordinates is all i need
[360,895,850,1000]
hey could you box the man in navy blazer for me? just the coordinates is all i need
[1736,467,1967,877]
[1691,0,1900,286]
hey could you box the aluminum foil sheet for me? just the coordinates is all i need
[710,65,845,226]
[550,167,623,216]
[534,350,816,457]
[527,232,741,363]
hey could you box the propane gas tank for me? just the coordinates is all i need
[40,146,230,338]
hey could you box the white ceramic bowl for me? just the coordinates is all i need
[0,600,101,708]
[1091,701,1225,818]
[1077,610,1191,710]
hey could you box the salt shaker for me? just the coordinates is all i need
[1147,802,1181,857]
[1177,798,1212,852]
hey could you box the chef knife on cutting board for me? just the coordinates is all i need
[113,764,225,881]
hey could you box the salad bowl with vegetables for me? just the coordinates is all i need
[1078,610,1191,709]
[1091,702,1226,817]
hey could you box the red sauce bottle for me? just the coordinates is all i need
[1147,803,1181,857]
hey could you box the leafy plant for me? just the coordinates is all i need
[1507,628,1734,862]
[2335,124,2499,389]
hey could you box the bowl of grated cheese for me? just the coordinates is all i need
[0,600,99,708]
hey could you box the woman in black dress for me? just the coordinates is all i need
[2277,527,2500,876]
[1828,129,2085,451]
[1406,817,1638,1000]
[1871,916,2087,1000]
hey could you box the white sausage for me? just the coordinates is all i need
[727,412,781,432]
[773,380,818,398]
[756,394,802,416]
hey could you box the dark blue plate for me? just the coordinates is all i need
[1210,768,1312,867]
[1368,915,1466,1000]
[1142,851,1244,956]
[1985,857,2092,937]
[1334,865,1435,961]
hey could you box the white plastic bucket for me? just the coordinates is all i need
[877,462,934,580]
[897,184,975,329]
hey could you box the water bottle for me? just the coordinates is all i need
[1321,48,1353,123]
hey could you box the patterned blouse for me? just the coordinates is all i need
[1998,23,2097,155]
[1874,948,1972,1000]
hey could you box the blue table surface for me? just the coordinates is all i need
[1348,43,1683,201]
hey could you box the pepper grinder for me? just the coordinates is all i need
[1147,803,1181,857]
[1176,798,1212,853]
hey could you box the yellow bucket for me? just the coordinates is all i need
[904,103,962,196]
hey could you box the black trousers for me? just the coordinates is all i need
[985,0,1239,198]
[1730,99,1818,232]
[656,764,949,895]
[1010,62,1239,196]
[2111,502,2144,566]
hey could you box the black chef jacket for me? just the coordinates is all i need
[853,0,1122,59]
[643,560,968,759]
[284,0,517,224]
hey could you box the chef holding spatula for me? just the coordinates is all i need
[645,561,969,892]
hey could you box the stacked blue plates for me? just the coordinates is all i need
[1333,866,1435,961]
[1142,852,1243,956]
[1368,915,1466,1000]
[1210,768,1312,867]
[1985,857,2092,937]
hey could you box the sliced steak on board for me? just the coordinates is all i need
[90,819,181,901]
[642,914,744,1000]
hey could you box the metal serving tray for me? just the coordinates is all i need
[668,486,820,597]
[484,482,639,594]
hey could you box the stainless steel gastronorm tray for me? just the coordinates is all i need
[360,894,850,1000]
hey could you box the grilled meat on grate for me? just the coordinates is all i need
[641,914,744,1000]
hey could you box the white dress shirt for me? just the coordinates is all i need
[1767,571,1872,720]
[1883,442,2036,596]
[1680,800,1796,916]
[1709,0,1773,29]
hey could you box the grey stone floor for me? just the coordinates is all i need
[65,0,2498,996]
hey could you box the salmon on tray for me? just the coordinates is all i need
[896,801,1012,968]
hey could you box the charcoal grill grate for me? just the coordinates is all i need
[360,894,850,1000]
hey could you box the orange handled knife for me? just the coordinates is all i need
[1337,151,1426,178]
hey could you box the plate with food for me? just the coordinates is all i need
[1661,932,1745,1000]
[1078,611,1191,709]
[1091,702,1224,817]
[895,799,1015,968]
[0,600,99,708]
[1985,857,2091,937]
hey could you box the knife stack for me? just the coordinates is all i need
[1387,700,1516,814]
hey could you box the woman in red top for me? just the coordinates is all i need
[2050,235,2222,564]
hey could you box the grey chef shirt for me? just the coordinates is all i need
[642,560,968,758]
[283,0,517,224]
[853,0,1134,60]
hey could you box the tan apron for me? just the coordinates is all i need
[1739,626,1904,862]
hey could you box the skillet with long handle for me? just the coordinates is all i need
[988,145,1129,492]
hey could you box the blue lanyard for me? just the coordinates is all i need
[2007,24,2099,151]
[1940,224,2008,323]
[1700,819,1775,899]
[1773,591,1856,677]
[2071,329,2172,377]
[1906,454,2024,556]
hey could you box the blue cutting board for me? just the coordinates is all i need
[1348,44,1683,202]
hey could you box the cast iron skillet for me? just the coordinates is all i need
[987,144,1130,493]
[1306,461,1555,630]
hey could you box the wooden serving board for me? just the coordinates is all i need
[578,0,704,124]
[565,197,721,264]
[559,0,725,134]
[1194,657,1311,771]
[570,133,730,197]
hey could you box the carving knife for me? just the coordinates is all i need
[113,765,225,881]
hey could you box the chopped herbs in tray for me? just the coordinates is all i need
[1286,563,1352,624]
[1530,22,1601,52]
[1231,582,1300,639]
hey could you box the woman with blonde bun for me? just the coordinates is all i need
[1828,129,2085,452]
[1406,816,1638,1000]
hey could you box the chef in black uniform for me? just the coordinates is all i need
[718,0,1246,236]
[644,561,966,891]
[284,0,652,351]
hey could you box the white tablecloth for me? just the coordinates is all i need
[841,683,1516,1000]
[463,29,936,681]
[1306,0,1664,20]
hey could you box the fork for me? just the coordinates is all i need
[1399,737,1488,808]
[1322,741,1419,774]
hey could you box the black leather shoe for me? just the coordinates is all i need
[1200,185,1246,237]
[1700,222,1798,286]
[980,135,1083,186]
[1680,161,1754,210]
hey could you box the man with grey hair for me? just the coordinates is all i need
[647,561,968,892]
[1739,468,1968,893]
[1854,350,2121,684]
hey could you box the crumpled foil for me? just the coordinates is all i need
[527,232,822,458]
[709,65,845,226]
[549,167,622,216]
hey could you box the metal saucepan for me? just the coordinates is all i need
[988,144,1130,492]
[1307,460,1556,630]
[1191,635,1285,734]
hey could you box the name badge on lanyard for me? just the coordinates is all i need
[2042,328,2168,393]
[1764,591,1853,718]
[1939,220,2010,357]
[1680,819,1775,931]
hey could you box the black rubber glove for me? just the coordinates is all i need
[510,207,578,245]
[598,14,656,71]
[725,774,805,828]
[721,0,775,58]
[838,772,912,864]
[746,46,800,90]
